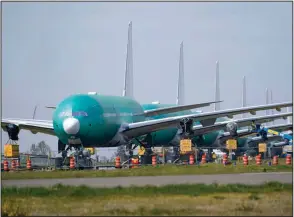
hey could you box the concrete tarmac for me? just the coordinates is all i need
[2,172,292,188]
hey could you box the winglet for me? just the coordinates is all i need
[45,106,56,109]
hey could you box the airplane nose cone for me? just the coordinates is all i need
[63,117,80,135]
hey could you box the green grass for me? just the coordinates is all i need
[2,181,292,197]
[2,162,292,180]
[2,182,292,216]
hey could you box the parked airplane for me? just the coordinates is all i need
[122,22,289,151]
[1,22,292,158]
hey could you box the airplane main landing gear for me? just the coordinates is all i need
[179,118,194,138]
[5,124,20,141]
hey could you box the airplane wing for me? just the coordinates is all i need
[268,123,293,132]
[1,118,55,136]
[122,102,292,139]
[237,123,293,142]
[272,141,291,147]
[141,100,222,117]
[247,134,283,143]
[191,112,292,136]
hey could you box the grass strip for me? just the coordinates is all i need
[2,181,292,198]
[2,182,292,216]
[2,163,292,180]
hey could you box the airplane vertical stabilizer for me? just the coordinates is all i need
[242,76,246,118]
[270,90,274,125]
[122,21,134,99]
[176,41,185,105]
[214,61,220,111]
[265,88,269,115]
[265,88,269,126]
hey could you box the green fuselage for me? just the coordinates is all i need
[53,94,146,147]
[140,103,247,148]
[52,94,247,149]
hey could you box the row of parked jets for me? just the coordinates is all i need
[1,22,292,159]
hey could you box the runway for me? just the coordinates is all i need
[2,172,292,188]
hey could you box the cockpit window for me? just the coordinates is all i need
[72,111,88,117]
[60,111,88,117]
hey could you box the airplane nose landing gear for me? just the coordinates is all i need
[58,141,93,169]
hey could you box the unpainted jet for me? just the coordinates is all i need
[122,23,291,152]
[1,22,292,158]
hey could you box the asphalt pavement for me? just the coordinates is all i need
[2,172,292,188]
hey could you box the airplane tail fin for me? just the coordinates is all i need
[265,88,270,126]
[122,21,134,99]
[32,105,38,119]
[176,41,184,105]
[242,76,246,118]
[270,90,275,125]
[265,88,269,115]
[214,61,220,111]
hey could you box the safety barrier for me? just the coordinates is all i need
[286,154,292,165]
[152,155,157,166]
[255,154,261,165]
[201,154,206,164]
[115,156,121,168]
[69,157,75,169]
[3,146,290,171]
[243,155,248,166]
[222,154,228,165]
[272,156,278,165]
[11,160,16,170]
[189,154,194,165]
[3,160,9,171]
[131,158,139,168]
[26,159,32,170]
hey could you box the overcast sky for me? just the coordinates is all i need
[2,2,292,156]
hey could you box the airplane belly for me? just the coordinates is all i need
[193,131,219,147]
[151,128,178,146]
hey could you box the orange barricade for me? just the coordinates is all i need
[272,156,278,165]
[26,159,32,170]
[11,160,16,170]
[115,156,121,169]
[3,160,9,171]
[243,155,248,166]
[69,157,75,169]
[152,155,157,166]
[286,154,292,165]
[222,154,228,165]
[201,154,206,164]
[255,154,261,165]
[132,158,139,168]
[189,154,195,165]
